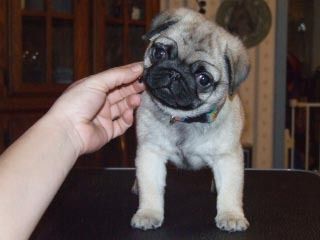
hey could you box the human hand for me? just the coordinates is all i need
[46,63,144,155]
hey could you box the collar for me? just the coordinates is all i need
[169,104,221,124]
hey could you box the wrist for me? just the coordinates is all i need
[40,111,83,159]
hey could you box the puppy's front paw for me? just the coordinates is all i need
[215,212,249,232]
[131,209,163,230]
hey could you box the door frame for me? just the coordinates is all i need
[273,0,288,168]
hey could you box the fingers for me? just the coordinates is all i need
[87,62,143,93]
[107,80,145,105]
[112,109,134,139]
[110,94,141,120]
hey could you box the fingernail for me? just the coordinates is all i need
[131,63,143,73]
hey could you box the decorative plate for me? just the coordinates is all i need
[216,0,272,48]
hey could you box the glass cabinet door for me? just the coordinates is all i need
[93,0,159,167]
[10,0,89,94]
[21,15,47,84]
[105,24,124,68]
[52,19,74,84]
[94,0,158,72]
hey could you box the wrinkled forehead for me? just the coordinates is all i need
[153,22,225,67]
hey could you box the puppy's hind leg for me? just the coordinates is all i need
[131,147,167,230]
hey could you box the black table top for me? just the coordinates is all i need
[31,168,320,240]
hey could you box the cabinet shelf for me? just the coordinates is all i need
[21,9,74,20]
[106,16,146,26]
[106,17,124,25]
[21,9,46,17]
[51,12,74,20]
[129,19,146,26]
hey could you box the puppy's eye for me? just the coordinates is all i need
[196,73,211,87]
[152,46,167,61]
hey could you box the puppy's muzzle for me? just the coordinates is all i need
[144,63,200,110]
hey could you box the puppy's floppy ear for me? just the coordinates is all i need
[142,11,178,41]
[224,38,250,96]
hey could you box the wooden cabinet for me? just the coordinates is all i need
[93,0,158,71]
[0,0,159,167]
[9,0,89,95]
[89,0,159,167]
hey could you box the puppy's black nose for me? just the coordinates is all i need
[169,70,182,81]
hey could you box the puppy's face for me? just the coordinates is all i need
[143,9,249,118]
[144,36,223,111]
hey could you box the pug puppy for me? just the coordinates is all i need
[131,8,250,232]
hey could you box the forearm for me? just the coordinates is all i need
[0,114,80,239]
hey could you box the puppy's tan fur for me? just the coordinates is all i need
[131,8,250,232]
